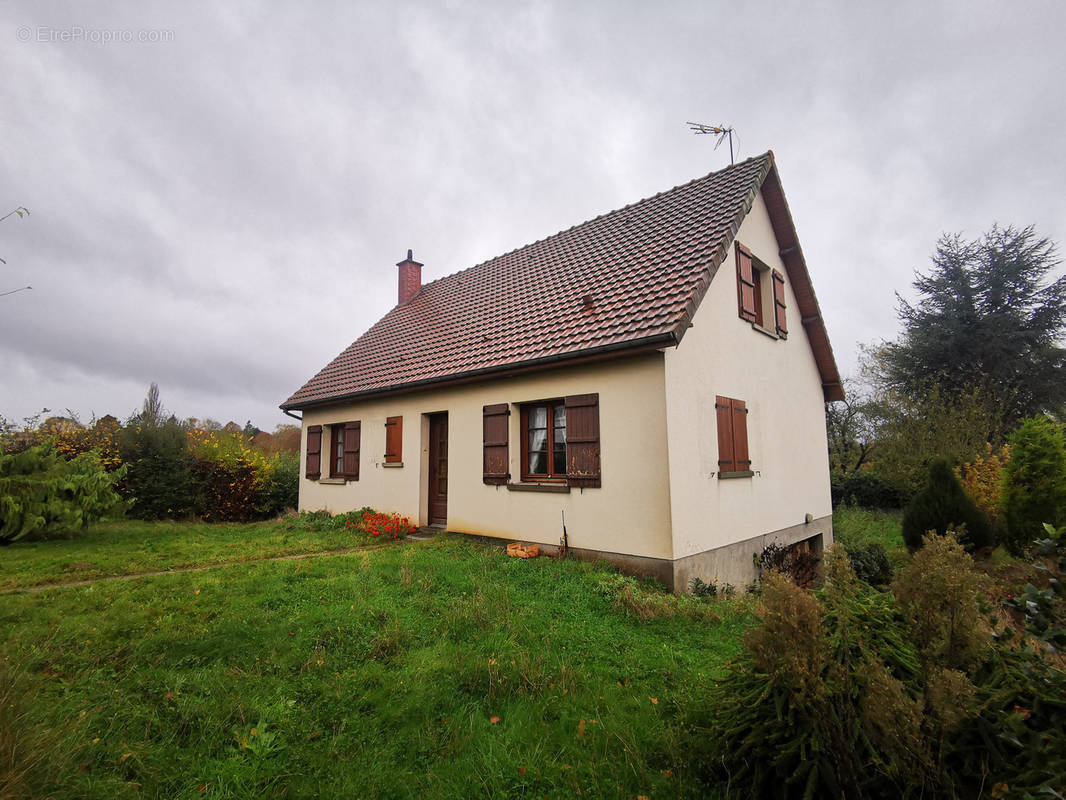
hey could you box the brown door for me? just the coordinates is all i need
[428,413,448,527]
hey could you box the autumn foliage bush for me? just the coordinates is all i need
[1,404,301,525]
[955,444,1010,529]
[187,428,293,522]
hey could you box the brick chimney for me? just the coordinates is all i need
[396,249,422,305]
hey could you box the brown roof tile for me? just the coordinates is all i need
[283,152,842,409]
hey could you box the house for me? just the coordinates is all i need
[281,152,843,591]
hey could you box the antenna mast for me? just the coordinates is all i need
[686,122,736,165]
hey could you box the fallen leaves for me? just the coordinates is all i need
[577,718,586,738]
[489,715,501,724]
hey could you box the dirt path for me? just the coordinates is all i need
[2,544,388,595]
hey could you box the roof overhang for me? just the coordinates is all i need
[748,155,844,402]
[280,332,677,412]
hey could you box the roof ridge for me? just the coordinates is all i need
[416,152,773,293]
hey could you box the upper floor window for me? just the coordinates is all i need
[736,242,788,338]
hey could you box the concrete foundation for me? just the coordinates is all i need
[671,514,833,592]
[459,513,832,593]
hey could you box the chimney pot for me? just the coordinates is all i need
[396,249,423,305]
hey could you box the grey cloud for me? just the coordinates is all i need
[2,0,1064,431]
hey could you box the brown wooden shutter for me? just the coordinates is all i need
[736,244,757,322]
[343,421,360,478]
[565,393,600,488]
[305,425,322,480]
[772,269,788,338]
[731,399,750,469]
[384,416,402,463]
[482,403,510,485]
[715,397,735,472]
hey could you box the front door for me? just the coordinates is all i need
[428,413,448,527]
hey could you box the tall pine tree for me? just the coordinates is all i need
[874,225,1066,425]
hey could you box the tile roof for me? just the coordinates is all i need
[283,151,842,409]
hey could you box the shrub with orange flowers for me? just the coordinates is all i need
[291,507,416,539]
[346,510,418,539]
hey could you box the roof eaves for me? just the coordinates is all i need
[280,331,677,411]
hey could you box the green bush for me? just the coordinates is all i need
[0,444,127,544]
[901,460,994,552]
[831,469,904,509]
[843,540,893,586]
[689,550,929,798]
[119,420,199,519]
[689,537,1066,797]
[263,452,299,514]
[1001,416,1066,555]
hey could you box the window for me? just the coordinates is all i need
[484,394,600,487]
[384,416,403,464]
[736,242,788,338]
[521,400,567,480]
[715,396,751,477]
[327,421,360,480]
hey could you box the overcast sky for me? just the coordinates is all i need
[2,0,1064,430]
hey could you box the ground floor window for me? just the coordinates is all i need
[521,400,567,480]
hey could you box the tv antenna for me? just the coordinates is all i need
[686,122,736,164]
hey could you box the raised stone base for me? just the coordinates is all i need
[458,514,833,593]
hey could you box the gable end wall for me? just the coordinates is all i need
[662,188,833,580]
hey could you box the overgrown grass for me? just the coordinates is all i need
[0,517,387,591]
[1,531,756,798]
[832,506,909,567]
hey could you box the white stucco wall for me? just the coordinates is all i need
[298,354,674,560]
[663,189,833,560]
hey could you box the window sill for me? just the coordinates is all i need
[318,477,347,485]
[506,482,571,493]
[718,470,754,480]
[749,322,780,340]
[383,462,403,468]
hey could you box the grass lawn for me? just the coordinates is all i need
[831,506,909,566]
[0,518,381,591]
[1,526,756,799]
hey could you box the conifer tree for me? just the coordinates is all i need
[874,225,1066,425]
[901,460,994,552]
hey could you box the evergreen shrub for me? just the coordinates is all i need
[1001,416,1066,555]
[119,420,199,519]
[689,537,1066,797]
[842,540,893,586]
[901,460,994,552]
[0,444,126,544]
